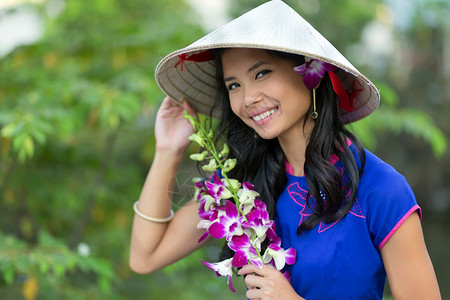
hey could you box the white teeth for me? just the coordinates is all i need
[252,109,277,121]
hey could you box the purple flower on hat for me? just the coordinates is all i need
[294,57,337,90]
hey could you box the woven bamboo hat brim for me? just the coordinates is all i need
[155,0,380,124]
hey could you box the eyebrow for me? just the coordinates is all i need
[223,61,269,82]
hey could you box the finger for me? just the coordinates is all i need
[246,287,262,300]
[160,96,181,109]
[238,264,256,276]
[238,264,265,276]
[244,273,263,289]
[161,96,173,106]
[182,99,197,117]
[158,97,174,114]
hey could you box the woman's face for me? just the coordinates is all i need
[221,48,313,141]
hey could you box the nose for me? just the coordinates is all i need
[243,86,263,108]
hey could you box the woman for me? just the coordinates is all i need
[129,1,441,299]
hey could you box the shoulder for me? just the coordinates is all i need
[359,149,414,198]
[356,149,421,249]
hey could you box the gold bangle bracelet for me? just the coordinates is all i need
[133,201,174,223]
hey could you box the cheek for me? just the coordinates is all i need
[287,82,311,107]
[228,96,241,116]
[229,96,253,127]
[298,87,311,104]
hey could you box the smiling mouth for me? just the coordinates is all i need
[252,108,278,122]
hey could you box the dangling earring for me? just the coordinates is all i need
[311,88,318,119]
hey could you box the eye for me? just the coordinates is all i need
[255,69,272,79]
[227,82,240,91]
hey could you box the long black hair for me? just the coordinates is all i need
[209,49,365,258]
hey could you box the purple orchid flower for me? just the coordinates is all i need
[195,173,232,212]
[208,200,244,241]
[229,233,263,269]
[202,258,236,292]
[242,204,273,240]
[253,198,267,210]
[283,271,291,283]
[198,192,218,213]
[263,238,297,270]
[294,57,337,90]
[197,220,211,243]
[197,195,217,220]
[262,216,279,243]
[196,209,220,243]
[204,172,233,205]
[237,182,260,215]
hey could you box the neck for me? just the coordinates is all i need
[278,120,314,176]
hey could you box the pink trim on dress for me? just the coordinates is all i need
[329,154,340,165]
[285,161,294,176]
[329,138,353,164]
[378,204,422,250]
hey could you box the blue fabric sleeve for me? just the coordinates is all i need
[362,154,421,250]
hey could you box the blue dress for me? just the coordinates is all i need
[275,148,421,299]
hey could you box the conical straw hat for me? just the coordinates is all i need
[155,0,380,124]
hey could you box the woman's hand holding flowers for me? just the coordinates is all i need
[238,264,305,300]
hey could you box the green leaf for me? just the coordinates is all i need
[38,260,50,274]
[222,158,237,173]
[1,122,24,138]
[2,264,15,285]
[376,82,398,107]
[53,262,66,278]
[23,135,35,158]
[225,178,241,191]
[218,143,229,159]
[98,275,112,294]
[29,128,47,145]
[188,133,205,147]
[202,158,218,172]
[207,129,214,139]
[189,150,208,161]
[184,110,198,129]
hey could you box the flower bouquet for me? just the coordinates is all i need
[184,112,296,292]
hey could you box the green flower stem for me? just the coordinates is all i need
[205,138,264,264]
[200,129,247,221]
[186,114,264,265]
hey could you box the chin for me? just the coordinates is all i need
[256,131,279,140]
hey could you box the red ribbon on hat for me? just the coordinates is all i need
[174,50,213,71]
[327,71,364,112]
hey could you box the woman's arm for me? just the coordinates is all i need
[381,212,441,300]
[129,97,210,274]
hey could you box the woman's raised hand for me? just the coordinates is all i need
[154,97,197,154]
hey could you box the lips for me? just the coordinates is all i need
[251,108,278,122]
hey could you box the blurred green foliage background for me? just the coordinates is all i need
[0,0,448,299]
